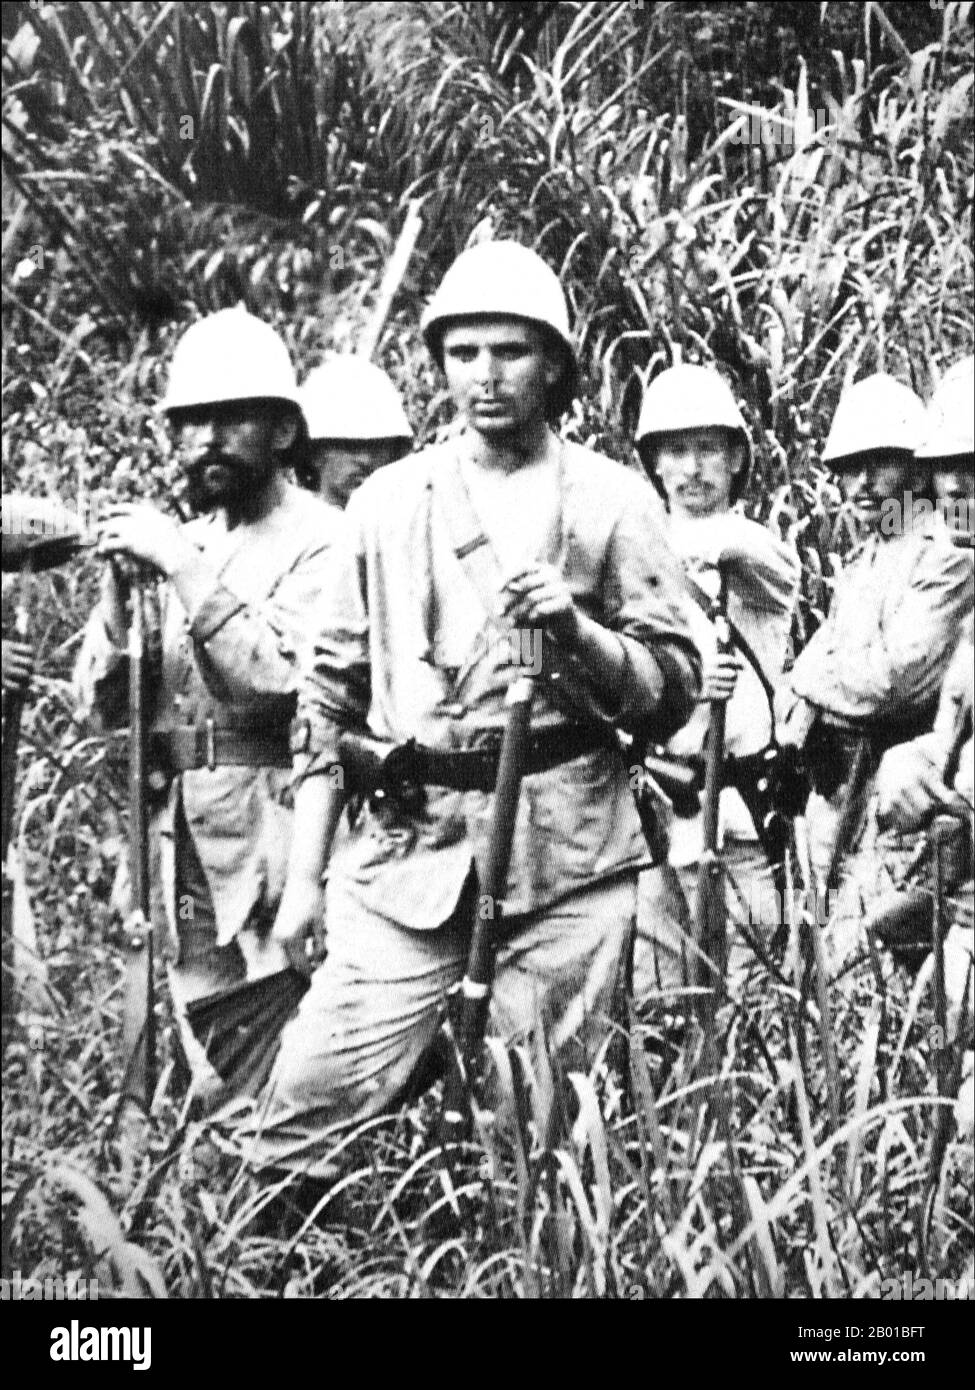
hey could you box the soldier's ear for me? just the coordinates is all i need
[909,461,932,499]
[543,346,563,389]
[271,412,300,453]
[727,434,747,476]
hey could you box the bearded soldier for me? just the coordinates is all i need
[780,372,973,900]
[630,364,800,1002]
[297,355,414,510]
[74,308,341,1095]
[243,241,701,1177]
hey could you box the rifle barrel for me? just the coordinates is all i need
[440,676,534,1141]
[695,574,730,1012]
[121,574,155,1109]
[458,676,534,1060]
[0,691,26,868]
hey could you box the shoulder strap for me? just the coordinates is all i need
[438,459,505,624]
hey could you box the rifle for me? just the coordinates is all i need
[439,675,535,1146]
[2,495,89,1025]
[118,568,155,1112]
[694,567,730,1022]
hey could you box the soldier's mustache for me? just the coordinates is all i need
[186,452,236,474]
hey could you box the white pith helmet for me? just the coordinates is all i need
[635,364,752,503]
[300,356,413,443]
[420,241,578,416]
[161,306,302,414]
[916,356,974,463]
[821,372,927,466]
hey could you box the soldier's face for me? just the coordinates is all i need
[307,439,409,510]
[932,462,975,544]
[838,451,919,529]
[171,403,291,513]
[654,428,743,518]
[440,319,561,437]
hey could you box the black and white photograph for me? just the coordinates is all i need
[1,0,972,1347]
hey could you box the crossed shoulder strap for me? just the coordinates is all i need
[435,452,505,624]
[433,446,566,626]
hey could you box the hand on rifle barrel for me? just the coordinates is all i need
[97,503,192,579]
[498,563,579,644]
[1,639,33,695]
[701,650,741,703]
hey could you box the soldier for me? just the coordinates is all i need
[873,358,974,986]
[241,241,701,1177]
[780,372,974,897]
[875,613,973,1036]
[631,364,801,1002]
[74,308,341,1097]
[916,356,974,548]
[297,356,414,510]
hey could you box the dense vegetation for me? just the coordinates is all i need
[2,1,973,1299]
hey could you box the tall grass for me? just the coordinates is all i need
[4,924,971,1297]
[2,1,973,1297]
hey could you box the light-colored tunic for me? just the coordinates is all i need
[296,441,702,928]
[74,484,341,968]
[634,511,800,1002]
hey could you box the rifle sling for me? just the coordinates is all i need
[684,570,777,714]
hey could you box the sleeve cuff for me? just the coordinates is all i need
[615,638,664,726]
[638,641,698,742]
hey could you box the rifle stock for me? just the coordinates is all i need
[439,676,534,1144]
[120,570,155,1110]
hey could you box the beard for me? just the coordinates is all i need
[183,453,275,515]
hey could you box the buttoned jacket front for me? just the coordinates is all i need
[297,441,702,930]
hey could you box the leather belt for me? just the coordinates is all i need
[152,723,292,771]
[339,723,608,793]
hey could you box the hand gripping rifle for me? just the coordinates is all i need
[694,566,730,1024]
[118,565,155,1113]
[439,675,535,1147]
[1,561,33,1026]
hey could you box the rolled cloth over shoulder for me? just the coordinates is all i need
[2,493,93,572]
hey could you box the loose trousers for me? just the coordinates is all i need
[238,870,636,1176]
